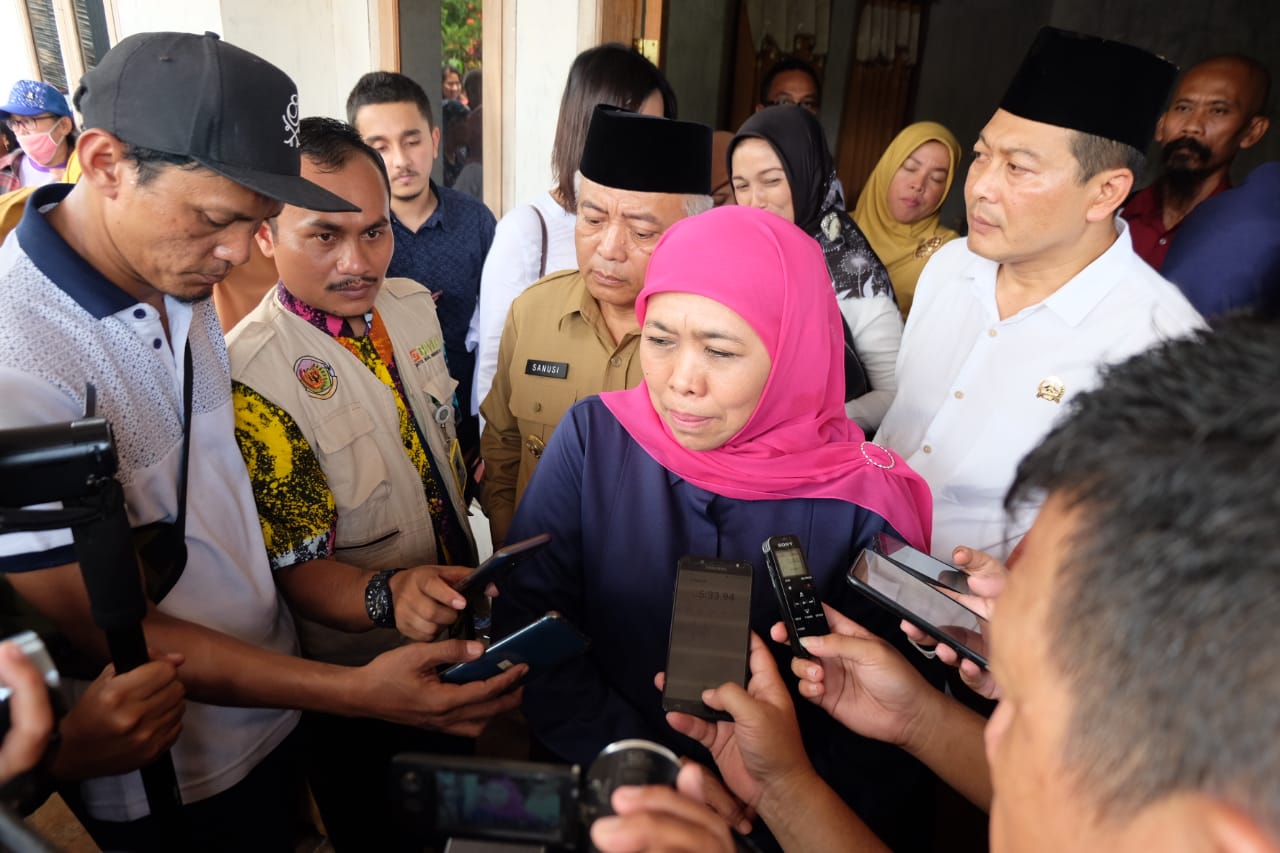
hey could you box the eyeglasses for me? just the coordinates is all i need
[765,97,820,113]
[4,114,60,133]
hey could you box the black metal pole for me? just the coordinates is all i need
[67,478,185,825]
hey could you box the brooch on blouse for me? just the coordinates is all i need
[821,212,843,242]
[914,235,948,260]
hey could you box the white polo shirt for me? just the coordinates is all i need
[877,219,1204,561]
[0,185,299,820]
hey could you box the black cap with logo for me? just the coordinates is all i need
[75,31,358,212]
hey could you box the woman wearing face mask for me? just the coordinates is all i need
[853,122,962,318]
[729,107,901,432]
[0,80,77,190]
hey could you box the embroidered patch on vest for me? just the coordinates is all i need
[294,355,338,399]
[407,335,444,365]
[1035,376,1065,404]
[525,359,569,379]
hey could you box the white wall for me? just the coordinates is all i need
[213,0,373,121]
[1,0,36,94]
[106,0,374,121]
[501,0,594,209]
[112,0,224,36]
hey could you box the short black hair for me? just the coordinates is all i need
[463,68,482,107]
[1069,130,1145,184]
[1006,317,1280,836]
[298,116,389,196]
[759,57,822,106]
[121,143,199,186]
[346,71,435,130]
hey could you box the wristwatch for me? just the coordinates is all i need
[365,568,406,629]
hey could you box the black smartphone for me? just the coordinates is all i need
[874,532,972,594]
[762,535,830,658]
[847,549,989,669]
[661,556,754,721]
[390,752,580,847]
[440,611,589,684]
[454,532,552,596]
[449,532,552,642]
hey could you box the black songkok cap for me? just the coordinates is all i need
[580,106,712,195]
[999,27,1177,152]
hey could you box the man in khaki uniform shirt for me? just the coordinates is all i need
[481,106,712,543]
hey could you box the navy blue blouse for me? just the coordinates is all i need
[492,396,939,850]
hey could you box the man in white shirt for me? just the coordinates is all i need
[877,28,1205,561]
[0,33,516,851]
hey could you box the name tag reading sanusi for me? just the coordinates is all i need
[525,359,569,379]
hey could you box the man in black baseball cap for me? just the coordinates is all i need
[75,30,357,214]
[0,32,506,851]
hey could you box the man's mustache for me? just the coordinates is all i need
[1162,136,1212,163]
[327,276,380,292]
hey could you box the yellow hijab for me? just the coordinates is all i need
[853,121,961,317]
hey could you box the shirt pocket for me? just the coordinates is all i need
[312,403,393,517]
[509,378,580,433]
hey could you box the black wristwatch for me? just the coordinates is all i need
[365,568,406,629]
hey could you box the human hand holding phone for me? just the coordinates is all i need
[358,640,525,736]
[662,636,891,852]
[662,633,813,824]
[781,605,935,749]
[899,545,1007,698]
[389,564,472,641]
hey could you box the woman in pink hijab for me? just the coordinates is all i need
[491,206,938,850]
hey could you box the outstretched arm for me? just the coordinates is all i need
[667,634,891,853]
[790,606,991,810]
[900,545,1009,699]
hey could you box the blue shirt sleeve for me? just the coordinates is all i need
[491,398,943,849]
[491,399,668,765]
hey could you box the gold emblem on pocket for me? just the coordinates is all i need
[525,435,546,459]
[1035,376,1065,403]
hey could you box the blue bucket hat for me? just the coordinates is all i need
[0,80,73,119]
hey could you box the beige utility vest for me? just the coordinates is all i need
[228,279,474,665]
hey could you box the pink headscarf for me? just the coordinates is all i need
[600,205,932,551]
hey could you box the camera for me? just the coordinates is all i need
[392,739,681,851]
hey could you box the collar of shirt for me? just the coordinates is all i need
[393,179,449,235]
[275,281,371,338]
[1123,175,1233,231]
[555,271,639,336]
[17,183,138,318]
[963,218,1142,329]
